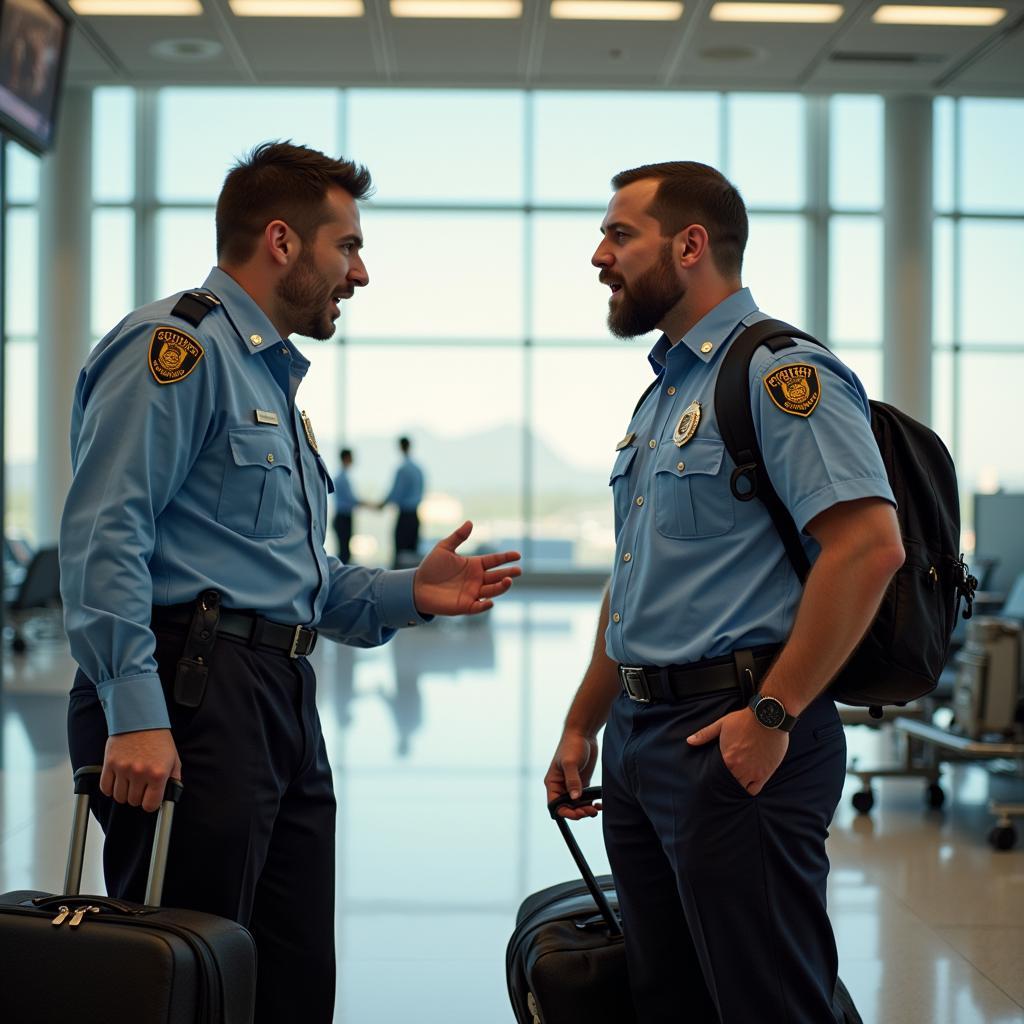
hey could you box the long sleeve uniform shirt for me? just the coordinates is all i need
[606,288,896,667]
[384,459,425,512]
[60,266,426,736]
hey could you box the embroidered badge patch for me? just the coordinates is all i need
[764,363,821,418]
[148,327,205,385]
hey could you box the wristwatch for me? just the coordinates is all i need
[748,693,798,733]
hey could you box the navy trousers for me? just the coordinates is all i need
[602,688,847,1024]
[67,627,337,1024]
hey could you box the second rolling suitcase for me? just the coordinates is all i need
[0,766,257,1024]
[507,787,863,1024]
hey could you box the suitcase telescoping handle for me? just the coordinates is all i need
[547,786,622,938]
[67,766,184,907]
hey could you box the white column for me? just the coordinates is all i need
[883,96,933,423]
[36,87,92,545]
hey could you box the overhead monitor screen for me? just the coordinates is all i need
[0,0,70,154]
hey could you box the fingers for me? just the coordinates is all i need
[481,568,522,586]
[438,520,473,553]
[687,716,723,745]
[481,548,524,573]
[477,578,513,600]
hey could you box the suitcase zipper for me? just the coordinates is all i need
[69,905,101,928]
[51,905,71,927]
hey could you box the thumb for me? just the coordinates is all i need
[439,520,473,553]
[687,717,722,746]
[563,762,583,800]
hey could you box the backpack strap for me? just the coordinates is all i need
[714,318,821,584]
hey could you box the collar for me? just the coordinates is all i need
[202,266,289,359]
[647,287,758,374]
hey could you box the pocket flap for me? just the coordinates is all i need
[228,427,294,471]
[609,445,638,484]
[654,439,724,479]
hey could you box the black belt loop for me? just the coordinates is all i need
[734,648,757,703]
[248,614,265,650]
[173,589,221,708]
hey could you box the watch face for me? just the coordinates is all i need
[755,697,786,729]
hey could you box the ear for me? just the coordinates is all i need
[265,220,294,267]
[675,224,710,270]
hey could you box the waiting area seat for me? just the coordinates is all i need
[5,545,61,653]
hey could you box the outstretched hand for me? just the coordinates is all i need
[413,520,521,617]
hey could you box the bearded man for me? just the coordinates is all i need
[544,162,903,1022]
[61,141,521,1023]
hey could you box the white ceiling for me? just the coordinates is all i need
[59,0,1024,94]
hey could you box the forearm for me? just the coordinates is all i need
[564,584,622,737]
[760,539,902,716]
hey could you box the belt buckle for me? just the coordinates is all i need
[289,625,316,659]
[620,666,651,703]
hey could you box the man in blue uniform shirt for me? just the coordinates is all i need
[544,162,904,1022]
[61,141,521,1023]
[380,435,426,568]
[332,446,358,562]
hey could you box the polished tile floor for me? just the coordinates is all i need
[2,591,1023,1024]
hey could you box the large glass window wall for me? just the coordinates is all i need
[86,87,891,572]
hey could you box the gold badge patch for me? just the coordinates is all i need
[764,363,821,418]
[301,410,320,455]
[148,327,204,385]
[673,401,702,447]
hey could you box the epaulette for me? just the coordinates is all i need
[170,290,221,328]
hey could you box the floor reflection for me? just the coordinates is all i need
[2,590,1023,1024]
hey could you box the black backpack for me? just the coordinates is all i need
[712,319,977,717]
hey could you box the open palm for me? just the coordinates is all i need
[413,521,522,616]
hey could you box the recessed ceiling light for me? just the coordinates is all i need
[70,0,202,13]
[229,0,364,14]
[390,0,522,16]
[150,37,223,60]
[872,4,1006,25]
[710,2,843,22]
[551,0,684,19]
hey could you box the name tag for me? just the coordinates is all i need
[254,409,279,426]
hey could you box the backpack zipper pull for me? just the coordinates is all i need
[51,905,71,927]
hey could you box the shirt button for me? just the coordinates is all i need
[667,386,677,396]
[406,620,417,627]
[648,439,657,449]
[267,453,275,464]
[623,552,632,562]
[612,612,621,623]
[677,461,685,472]
[250,334,263,346]
[636,496,644,507]
[700,341,713,354]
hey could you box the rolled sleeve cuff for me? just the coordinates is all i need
[792,476,896,534]
[96,673,171,735]
[377,568,433,629]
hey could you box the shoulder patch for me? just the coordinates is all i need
[148,326,205,385]
[764,362,821,418]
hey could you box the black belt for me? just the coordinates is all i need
[617,646,780,704]
[151,604,318,659]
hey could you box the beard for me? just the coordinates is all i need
[277,248,337,341]
[606,242,685,340]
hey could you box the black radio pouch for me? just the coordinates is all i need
[173,589,221,708]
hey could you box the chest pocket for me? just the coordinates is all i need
[653,439,735,539]
[609,444,638,526]
[217,427,295,538]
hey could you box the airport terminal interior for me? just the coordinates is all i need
[0,0,1023,1021]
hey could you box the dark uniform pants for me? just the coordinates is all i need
[333,512,353,563]
[602,688,846,1024]
[393,510,420,568]
[67,627,337,1024]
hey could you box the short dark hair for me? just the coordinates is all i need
[340,448,352,461]
[216,141,374,264]
[399,437,411,453]
[610,162,748,278]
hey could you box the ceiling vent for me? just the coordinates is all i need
[829,50,945,64]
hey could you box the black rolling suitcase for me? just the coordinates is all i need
[506,787,863,1024]
[506,788,634,1024]
[0,766,257,1024]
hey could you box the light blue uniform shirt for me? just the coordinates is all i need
[60,267,426,736]
[332,469,358,515]
[384,459,425,512]
[606,288,895,667]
